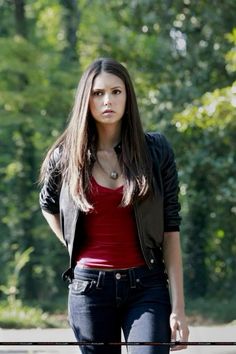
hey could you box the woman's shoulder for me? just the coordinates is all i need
[144,132,175,166]
[145,131,170,149]
[43,144,64,178]
[49,144,63,165]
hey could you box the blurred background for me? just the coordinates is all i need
[0,0,235,329]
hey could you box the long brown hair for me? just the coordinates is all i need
[40,58,151,212]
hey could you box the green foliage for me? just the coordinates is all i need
[0,300,66,328]
[174,80,236,298]
[225,28,236,73]
[174,83,236,130]
[0,31,77,303]
[79,0,236,130]
[0,300,47,328]
[0,246,34,304]
[1,0,236,324]
[187,297,236,324]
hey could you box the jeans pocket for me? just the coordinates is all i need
[69,279,96,295]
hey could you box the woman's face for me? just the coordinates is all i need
[89,71,127,127]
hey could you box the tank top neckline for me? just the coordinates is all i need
[91,175,123,192]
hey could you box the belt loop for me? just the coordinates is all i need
[129,268,136,288]
[96,271,105,289]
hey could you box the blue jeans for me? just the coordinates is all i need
[68,265,171,354]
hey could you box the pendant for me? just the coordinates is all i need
[110,171,119,180]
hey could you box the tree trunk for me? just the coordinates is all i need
[13,0,38,299]
[185,173,209,298]
[60,0,80,62]
[14,0,27,38]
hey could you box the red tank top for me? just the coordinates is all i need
[76,177,145,268]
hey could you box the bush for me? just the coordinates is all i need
[186,297,236,325]
[0,300,66,328]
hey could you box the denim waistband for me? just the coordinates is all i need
[74,264,167,289]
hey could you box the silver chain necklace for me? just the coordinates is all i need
[96,156,119,180]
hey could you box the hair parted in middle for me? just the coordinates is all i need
[40,58,152,212]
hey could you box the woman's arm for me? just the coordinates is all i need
[42,210,66,246]
[163,231,189,351]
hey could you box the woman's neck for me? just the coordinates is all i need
[96,124,121,151]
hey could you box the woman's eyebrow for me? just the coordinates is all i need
[111,86,122,89]
[92,86,123,90]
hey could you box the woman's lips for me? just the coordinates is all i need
[102,109,114,115]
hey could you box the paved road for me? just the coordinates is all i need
[0,325,235,354]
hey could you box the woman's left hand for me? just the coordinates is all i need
[169,312,189,351]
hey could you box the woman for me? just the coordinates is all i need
[39,58,189,353]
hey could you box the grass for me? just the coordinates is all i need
[0,297,235,328]
[0,300,68,329]
[186,297,236,325]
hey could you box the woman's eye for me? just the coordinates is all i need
[92,91,103,96]
[113,89,121,95]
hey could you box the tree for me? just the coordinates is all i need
[14,0,27,37]
[78,0,236,130]
[1,0,236,307]
[174,78,236,297]
[60,0,80,62]
[0,1,80,302]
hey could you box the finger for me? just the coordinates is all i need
[171,343,187,351]
[170,323,177,343]
[170,327,189,351]
[170,322,177,351]
[180,325,190,343]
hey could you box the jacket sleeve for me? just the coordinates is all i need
[39,147,61,215]
[160,134,181,232]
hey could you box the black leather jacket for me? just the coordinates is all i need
[39,132,181,281]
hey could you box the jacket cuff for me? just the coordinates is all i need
[40,205,60,215]
[164,225,180,232]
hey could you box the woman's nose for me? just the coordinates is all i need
[104,93,111,106]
